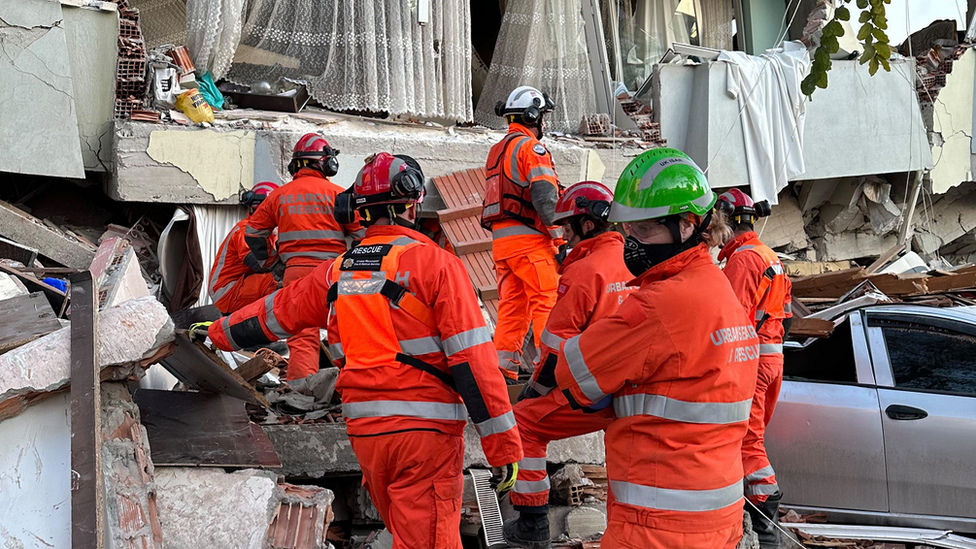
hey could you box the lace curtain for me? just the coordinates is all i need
[474,0,596,133]
[223,0,473,122]
[129,0,187,50]
[186,0,246,79]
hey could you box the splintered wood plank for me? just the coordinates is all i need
[789,317,835,338]
[160,332,270,407]
[0,292,61,354]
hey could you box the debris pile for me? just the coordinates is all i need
[576,93,668,149]
[114,0,150,119]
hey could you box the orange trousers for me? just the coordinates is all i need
[601,508,742,549]
[493,249,558,379]
[214,272,277,314]
[510,390,613,509]
[282,264,324,381]
[350,430,464,549]
[742,355,783,504]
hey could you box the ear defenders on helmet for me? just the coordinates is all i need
[288,147,340,177]
[335,188,356,225]
[753,200,772,218]
[495,94,555,125]
[574,196,611,222]
[391,167,424,201]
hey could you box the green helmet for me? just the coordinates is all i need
[608,148,716,223]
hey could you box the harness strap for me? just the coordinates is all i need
[396,353,457,391]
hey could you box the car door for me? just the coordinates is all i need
[766,313,888,512]
[865,310,976,519]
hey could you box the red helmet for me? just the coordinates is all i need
[354,152,425,206]
[717,188,770,221]
[553,181,614,223]
[289,133,339,176]
[241,180,280,208]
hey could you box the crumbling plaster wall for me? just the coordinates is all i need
[0,393,71,549]
[112,117,630,204]
[0,0,86,179]
[931,48,975,194]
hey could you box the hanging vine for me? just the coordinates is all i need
[801,0,892,98]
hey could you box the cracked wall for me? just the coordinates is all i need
[146,129,257,201]
[63,4,119,173]
[0,0,86,179]
[931,48,975,194]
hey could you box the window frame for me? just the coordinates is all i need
[865,310,976,397]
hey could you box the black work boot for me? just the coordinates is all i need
[502,511,551,549]
[747,491,784,549]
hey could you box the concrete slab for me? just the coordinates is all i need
[0,0,85,179]
[111,116,632,205]
[0,200,97,268]
[62,4,119,172]
[264,421,605,478]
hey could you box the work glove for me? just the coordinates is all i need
[271,260,286,284]
[490,462,519,494]
[188,321,213,342]
[517,383,542,402]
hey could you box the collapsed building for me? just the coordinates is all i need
[3,0,976,547]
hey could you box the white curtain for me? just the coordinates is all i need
[224,0,473,122]
[607,0,697,91]
[186,0,246,79]
[474,0,596,133]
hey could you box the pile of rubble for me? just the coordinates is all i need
[575,93,668,149]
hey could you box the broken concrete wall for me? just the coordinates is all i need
[63,3,120,172]
[0,296,174,419]
[914,181,976,255]
[0,0,86,179]
[112,117,626,205]
[0,393,72,549]
[930,48,975,194]
[0,200,97,268]
[101,382,163,549]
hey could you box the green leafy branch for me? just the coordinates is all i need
[801,0,892,98]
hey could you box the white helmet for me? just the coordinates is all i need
[494,85,555,124]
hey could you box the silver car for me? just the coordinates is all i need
[765,304,976,532]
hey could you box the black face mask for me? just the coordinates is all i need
[622,214,709,277]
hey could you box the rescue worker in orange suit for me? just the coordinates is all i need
[554,148,759,549]
[712,189,793,548]
[208,181,283,313]
[206,152,523,549]
[504,181,636,548]
[482,85,563,381]
[244,133,365,381]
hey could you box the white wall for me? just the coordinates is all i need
[0,394,71,549]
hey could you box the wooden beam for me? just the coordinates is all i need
[789,317,835,338]
[436,204,483,223]
[0,263,68,317]
[69,270,103,549]
[454,238,492,255]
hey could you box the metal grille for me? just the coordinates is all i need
[469,469,506,548]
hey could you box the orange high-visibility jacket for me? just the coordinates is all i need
[529,231,636,395]
[209,225,523,467]
[554,244,759,533]
[209,218,278,307]
[719,231,793,357]
[245,169,365,269]
[482,124,562,260]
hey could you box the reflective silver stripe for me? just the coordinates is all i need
[280,251,341,262]
[527,166,555,181]
[513,478,551,494]
[736,245,756,251]
[264,294,291,339]
[498,350,519,371]
[492,225,545,239]
[483,203,500,217]
[342,400,467,421]
[245,225,272,237]
[526,379,554,397]
[610,479,743,513]
[398,336,443,356]
[754,309,766,321]
[540,328,564,349]
[389,236,420,246]
[337,272,387,296]
[770,263,785,275]
[783,302,792,314]
[221,316,239,349]
[474,410,517,437]
[745,483,780,496]
[443,327,492,356]
[638,156,703,191]
[509,137,532,187]
[745,465,776,483]
[564,335,607,403]
[759,343,783,355]
[209,229,236,300]
[350,229,366,239]
[613,394,752,424]
[519,457,547,471]
[328,342,344,360]
[278,229,346,242]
